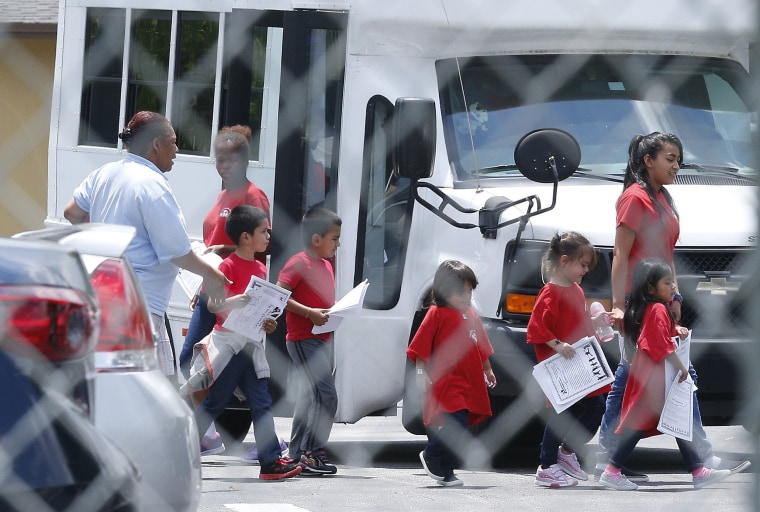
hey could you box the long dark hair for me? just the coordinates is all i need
[432,260,478,307]
[623,258,675,358]
[621,132,682,220]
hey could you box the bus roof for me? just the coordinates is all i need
[349,0,756,60]
[70,0,755,62]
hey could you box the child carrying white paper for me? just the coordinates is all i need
[527,231,614,488]
[180,207,278,397]
[598,259,734,491]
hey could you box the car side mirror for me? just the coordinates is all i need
[393,97,436,180]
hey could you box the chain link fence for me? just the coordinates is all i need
[2,1,760,510]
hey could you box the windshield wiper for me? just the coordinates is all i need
[476,164,625,183]
[475,164,520,175]
[680,162,739,173]
[571,168,624,183]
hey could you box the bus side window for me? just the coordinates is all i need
[356,96,414,310]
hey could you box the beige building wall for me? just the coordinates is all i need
[0,36,56,236]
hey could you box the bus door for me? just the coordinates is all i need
[267,10,347,410]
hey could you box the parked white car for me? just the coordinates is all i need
[15,224,201,512]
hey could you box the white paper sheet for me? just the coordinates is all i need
[222,276,291,340]
[177,243,224,299]
[657,331,695,440]
[532,336,615,413]
[311,279,370,335]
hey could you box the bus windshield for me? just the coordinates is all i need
[437,54,756,180]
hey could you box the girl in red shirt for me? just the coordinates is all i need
[527,231,612,488]
[407,260,497,487]
[599,259,734,491]
[179,125,273,457]
[597,132,748,482]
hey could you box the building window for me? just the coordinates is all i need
[171,11,218,155]
[127,10,171,123]
[79,8,271,159]
[79,8,126,147]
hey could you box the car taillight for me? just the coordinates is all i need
[0,285,97,361]
[89,258,157,372]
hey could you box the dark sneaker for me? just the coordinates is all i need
[313,448,337,472]
[438,474,464,487]
[299,451,337,475]
[200,432,226,456]
[594,463,649,482]
[620,466,649,482]
[259,458,303,480]
[693,468,732,489]
[419,451,444,481]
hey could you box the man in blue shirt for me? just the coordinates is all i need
[65,111,229,378]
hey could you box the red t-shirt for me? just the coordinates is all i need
[527,282,611,397]
[616,184,679,292]
[406,305,494,427]
[278,251,335,342]
[617,302,679,433]
[214,252,267,331]
[203,181,271,265]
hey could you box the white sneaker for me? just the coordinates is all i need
[594,462,650,482]
[438,474,464,487]
[557,448,588,481]
[599,471,638,491]
[706,456,752,475]
[535,464,579,488]
[693,469,732,489]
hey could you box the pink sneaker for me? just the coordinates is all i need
[557,448,588,480]
[535,465,579,488]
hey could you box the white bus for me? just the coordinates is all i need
[47,0,757,445]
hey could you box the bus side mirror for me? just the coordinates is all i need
[514,128,580,183]
[393,97,436,180]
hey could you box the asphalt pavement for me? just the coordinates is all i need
[196,410,760,512]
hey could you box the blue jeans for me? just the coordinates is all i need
[194,351,280,465]
[179,295,216,378]
[425,409,469,478]
[597,359,713,466]
[611,427,703,472]
[286,339,338,457]
[540,395,606,467]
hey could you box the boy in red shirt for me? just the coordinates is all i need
[191,205,301,480]
[276,207,341,475]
